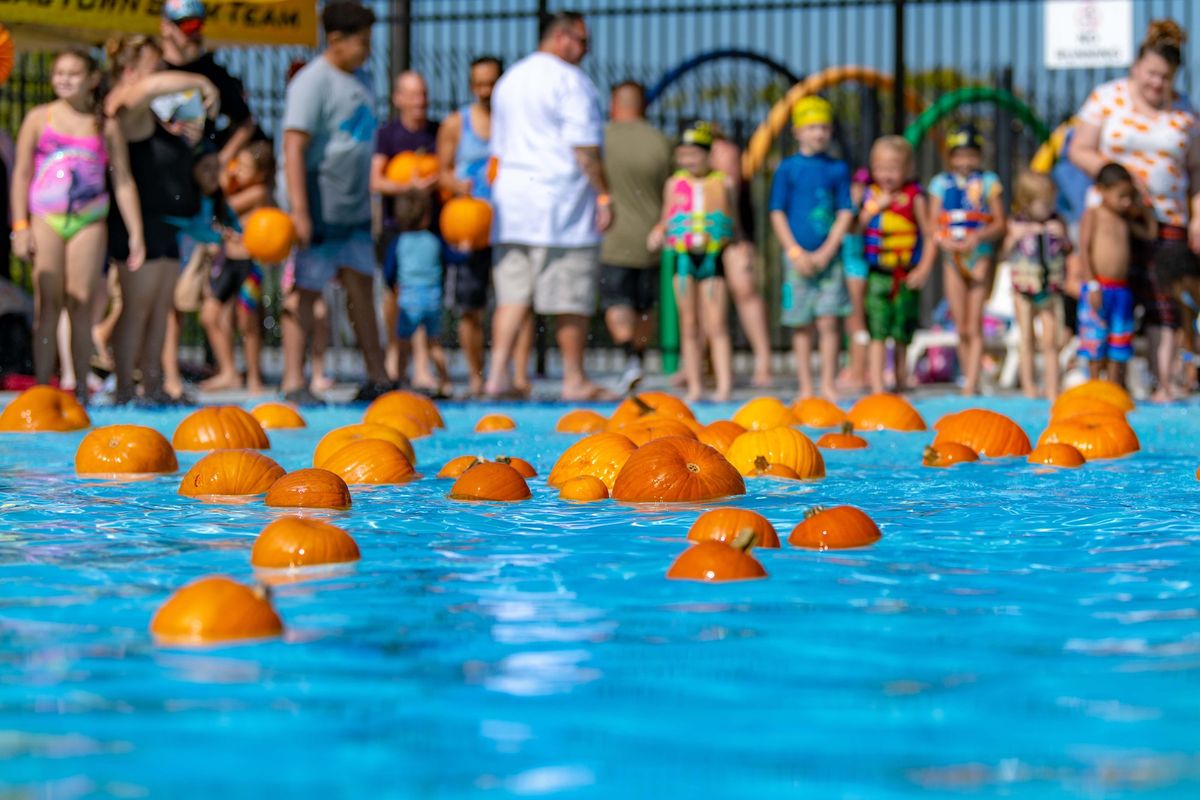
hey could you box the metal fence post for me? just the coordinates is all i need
[893,0,906,134]
[391,0,413,83]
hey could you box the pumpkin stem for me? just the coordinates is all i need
[803,506,826,519]
[921,445,939,466]
[253,584,273,602]
[753,455,770,473]
[631,394,655,415]
[840,421,854,435]
[731,530,758,552]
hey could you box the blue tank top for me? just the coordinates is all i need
[454,104,492,200]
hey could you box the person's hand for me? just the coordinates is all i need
[646,224,665,252]
[1189,216,1200,255]
[127,235,146,271]
[787,247,812,276]
[1088,284,1103,311]
[810,244,836,271]
[201,84,221,120]
[872,192,894,211]
[414,174,439,192]
[292,212,313,248]
[906,263,931,289]
[596,202,614,234]
[177,120,204,147]
[11,228,32,261]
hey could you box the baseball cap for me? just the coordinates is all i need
[792,96,833,129]
[680,120,714,149]
[164,0,206,36]
[946,123,985,153]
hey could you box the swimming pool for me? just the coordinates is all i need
[2,395,1198,798]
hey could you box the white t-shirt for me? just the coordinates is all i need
[489,52,603,247]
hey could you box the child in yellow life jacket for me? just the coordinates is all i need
[648,121,738,402]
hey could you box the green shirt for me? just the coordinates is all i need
[601,119,673,268]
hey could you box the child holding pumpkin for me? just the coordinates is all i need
[387,190,451,396]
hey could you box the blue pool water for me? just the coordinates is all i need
[1,395,1199,798]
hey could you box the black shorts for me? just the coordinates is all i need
[599,263,658,313]
[445,248,491,313]
[1132,237,1186,330]
[210,258,254,304]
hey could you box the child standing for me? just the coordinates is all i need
[860,136,936,393]
[928,124,1007,396]
[768,96,853,402]
[388,191,451,396]
[1076,163,1157,387]
[1001,171,1070,399]
[648,121,737,402]
[839,166,872,393]
[9,50,144,401]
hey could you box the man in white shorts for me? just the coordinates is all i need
[486,11,615,401]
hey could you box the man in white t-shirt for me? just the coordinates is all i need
[485,11,615,401]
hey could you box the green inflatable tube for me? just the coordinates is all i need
[903,86,1052,149]
[659,249,679,374]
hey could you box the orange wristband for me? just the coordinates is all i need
[596,193,611,207]
[11,219,28,232]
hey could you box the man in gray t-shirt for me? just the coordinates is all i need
[279,1,389,404]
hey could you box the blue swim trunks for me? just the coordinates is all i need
[396,283,444,339]
[1077,281,1134,363]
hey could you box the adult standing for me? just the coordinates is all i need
[1069,19,1200,402]
[280,1,390,404]
[487,11,613,401]
[599,81,672,393]
[436,56,533,397]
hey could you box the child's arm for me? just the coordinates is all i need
[284,129,313,246]
[858,189,883,228]
[116,72,220,119]
[9,107,41,261]
[1127,201,1158,242]
[435,112,471,198]
[105,118,145,270]
[723,182,743,250]
[927,190,959,252]
[977,183,1007,245]
[814,210,853,269]
[905,194,938,288]
[226,184,271,217]
[1076,207,1095,282]
[646,181,672,251]
[769,210,811,276]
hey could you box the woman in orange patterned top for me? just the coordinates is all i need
[1069,19,1200,402]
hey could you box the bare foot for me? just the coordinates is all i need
[669,371,688,389]
[1022,387,1038,399]
[561,382,616,402]
[245,379,266,395]
[200,372,244,392]
[164,378,184,400]
[1151,386,1174,403]
[310,374,334,393]
[684,388,702,404]
[821,385,839,404]
[751,371,773,388]
[708,389,731,403]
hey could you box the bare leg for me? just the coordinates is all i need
[1014,294,1037,398]
[675,276,702,402]
[1087,358,1103,381]
[840,276,868,391]
[63,223,106,402]
[792,324,815,400]
[161,310,184,399]
[30,218,67,387]
[113,260,155,402]
[701,276,732,401]
[942,259,969,391]
[339,268,389,386]
[93,267,121,372]
[723,242,772,385]
[430,341,451,393]
[143,260,178,399]
[57,312,75,391]
[868,340,887,395]
[281,287,318,394]
[310,296,332,392]
[894,342,910,392]
[459,309,486,396]
[383,285,400,382]
[395,336,411,385]
[484,303,531,396]
[556,313,607,400]
[1038,303,1062,400]
[410,325,435,388]
[511,314,534,394]
[1147,325,1176,402]
[960,259,993,395]
[1109,359,1127,388]
[237,303,264,392]
[816,314,840,402]
[200,298,242,391]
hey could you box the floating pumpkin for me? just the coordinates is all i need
[752,456,801,480]
[1027,443,1085,468]
[1056,379,1135,412]
[697,420,746,454]
[251,402,306,430]
[559,475,608,502]
[495,456,537,478]
[241,208,296,264]
[251,517,360,569]
[1048,394,1126,424]
[178,450,285,499]
[725,427,825,479]
[688,508,780,548]
[75,425,177,477]
[789,506,881,550]
[1037,413,1139,460]
[313,423,415,468]
[555,409,607,434]
[617,415,698,447]
[440,196,493,251]
[173,406,269,451]
[847,393,926,432]
[611,437,745,503]
[932,409,1031,457]
[922,442,979,468]
[0,385,89,432]
[732,397,797,431]
[363,390,444,438]
[449,461,531,501]
[438,455,481,478]
[792,397,848,429]
[816,422,868,450]
[608,392,695,429]
[666,532,767,582]
[265,468,352,510]
[475,413,516,432]
[548,432,638,490]
[385,151,439,184]
[150,575,283,645]
[321,439,418,485]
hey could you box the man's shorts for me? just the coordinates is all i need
[396,284,444,339]
[294,226,376,292]
[1132,238,1188,330]
[492,244,599,315]
[781,256,850,327]
[1078,282,1134,363]
[865,269,920,345]
[210,257,262,312]
[445,248,491,313]
[600,263,658,313]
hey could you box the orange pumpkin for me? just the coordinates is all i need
[438,455,482,478]
[1027,443,1085,468]
[848,393,926,431]
[178,450,285,499]
[363,390,444,438]
[725,427,825,479]
[789,506,881,550]
[75,425,177,476]
[559,475,608,502]
[1048,394,1125,424]
[322,439,418,485]
[1056,379,1135,412]
[251,517,360,569]
[449,461,531,501]
[385,151,439,184]
[314,423,416,468]
[617,415,698,447]
[495,456,537,478]
[752,456,801,480]
[555,409,607,434]
[922,443,979,468]
[241,208,296,264]
[815,422,868,450]
[440,196,493,251]
[250,402,306,430]
[608,391,695,429]
[173,406,269,451]
[475,413,516,432]
[792,397,848,429]
[688,508,780,548]
[932,409,1031,457]
[1037,413,1139,460]
[611,436,745,503]
[697,420,746,454]
[732,397,797,431]
[0,385,89,432]
[150,575,283,645]
[265,468,352,510]
[548,432,638,490]
[666,532,768,582]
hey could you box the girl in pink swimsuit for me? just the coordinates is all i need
[10,49,144,401]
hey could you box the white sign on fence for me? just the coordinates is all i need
[1044,0,1133,69]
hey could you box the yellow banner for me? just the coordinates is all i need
[0,0,317,47]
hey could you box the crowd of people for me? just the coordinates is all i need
[4,5,1200,406]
